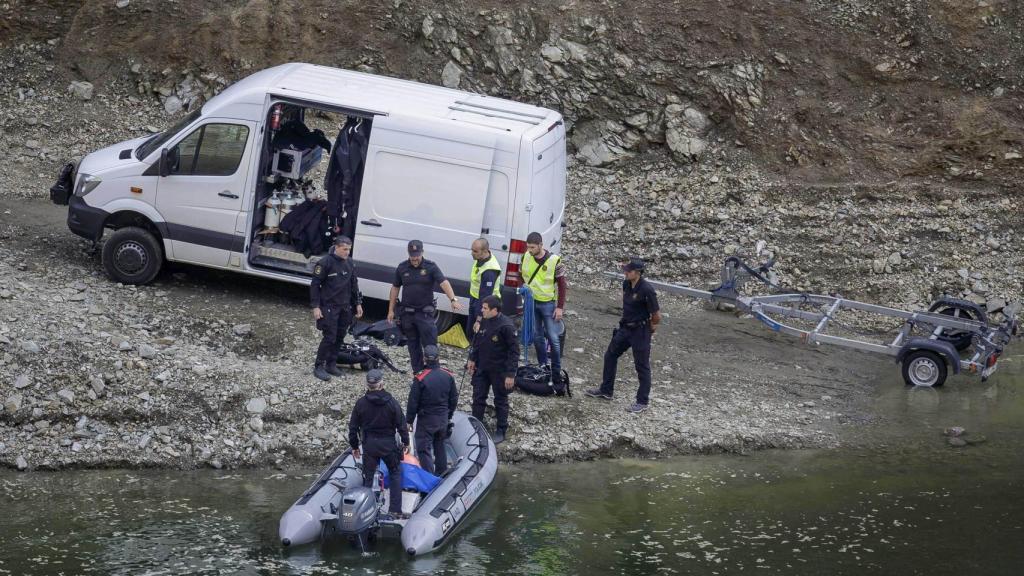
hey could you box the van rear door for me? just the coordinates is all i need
[354,115,494,283]
[525,122,567,252]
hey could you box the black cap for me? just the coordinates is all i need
[366,369,384,386]
[621,257,646,272]
[333,235,352,246]
[407,240,423,256]
[423,344,439,359]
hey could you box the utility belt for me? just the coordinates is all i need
[619,319,649,329]
[399,298,437,315]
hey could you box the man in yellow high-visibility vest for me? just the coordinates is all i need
[521,231,568,387]
[467,238,502,335]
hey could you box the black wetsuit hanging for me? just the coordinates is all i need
[324,117,372,239]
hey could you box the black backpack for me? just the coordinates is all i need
[514,364,571,397]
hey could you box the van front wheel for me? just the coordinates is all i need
[102,226,163,285]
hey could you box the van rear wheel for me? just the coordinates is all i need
[434,310,457,334]
[102,226,163,285]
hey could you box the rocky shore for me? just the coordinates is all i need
[1,1,1022,470]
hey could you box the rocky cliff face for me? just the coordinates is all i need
[19,0,1021,183]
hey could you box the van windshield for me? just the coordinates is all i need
[135,109,202,160]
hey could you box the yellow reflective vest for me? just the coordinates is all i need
[470,254,502,299]
[521,251,560,302]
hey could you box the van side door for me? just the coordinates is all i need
[154,119,254,267]
[353,115,495,286]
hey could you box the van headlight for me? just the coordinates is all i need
[74,173,101,197]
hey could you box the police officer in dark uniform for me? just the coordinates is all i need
[311,236,364,381]
[466,295,519,444]
[585,258,662,413]
[349,369,410,519]
[405,344,458,475]
[387,240,462,373]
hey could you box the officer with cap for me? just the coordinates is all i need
[349,369,410,519]
[466,295,519,444]
[311,235,363,381]
[405,344,458,475]
[387,239,463,372]
[585,258,661,413]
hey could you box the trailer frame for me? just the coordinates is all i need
[611,257,1020,387]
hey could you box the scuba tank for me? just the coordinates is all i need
[280,192,298,218]
[263,192,282,229]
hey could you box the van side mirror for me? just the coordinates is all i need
[159,148,170,177]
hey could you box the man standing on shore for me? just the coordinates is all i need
[521,232,567,385]
[467,295,519,444]
[585,258,661,413]
[387,240,463,372]
[467,238,502,335]
[310,236,363,381]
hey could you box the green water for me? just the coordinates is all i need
[2,356,1023,575]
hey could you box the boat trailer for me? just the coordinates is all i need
[613,257,1020,387]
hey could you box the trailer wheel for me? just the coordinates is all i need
[901,350,947,387]
[934,306,977,352]
[102,226,163,285]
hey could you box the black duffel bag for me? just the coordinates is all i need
[337,338,405,373]
[514,364,571,397]
[350,319,406,347]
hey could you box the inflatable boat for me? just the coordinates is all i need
[279,411,497,556]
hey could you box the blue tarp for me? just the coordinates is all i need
[518,285,535,364]
[379,461,442,493]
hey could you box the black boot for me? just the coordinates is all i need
[313,365,331,381]
[492,429,507,445]
[326,363,343,377]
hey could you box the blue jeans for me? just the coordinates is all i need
[532,300,561,373]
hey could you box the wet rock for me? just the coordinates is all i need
[947,437,967,447]
[67,81,94,100]
[232,323,251,336]
[116,0,130,8]
[16,456,28,470]
[246,397,268,414]
[943,426,965,437]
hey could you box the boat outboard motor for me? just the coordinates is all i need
[337,486,380,551]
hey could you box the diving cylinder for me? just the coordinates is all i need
[280,193,298,219]
[263,193,282,229]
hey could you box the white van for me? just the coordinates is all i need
[50,63,567,330]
